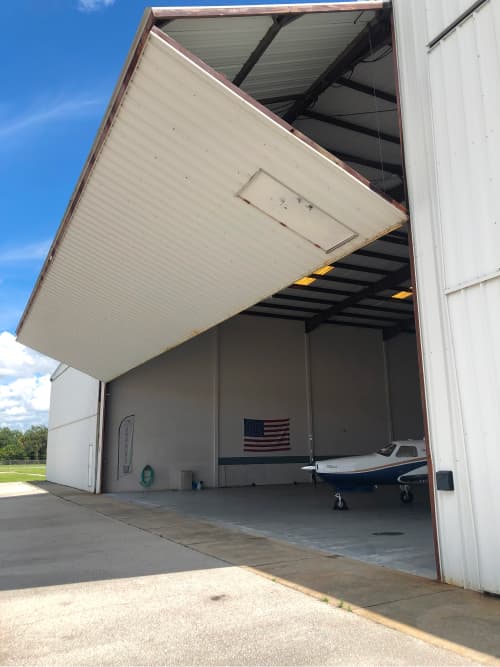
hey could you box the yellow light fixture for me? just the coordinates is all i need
[313,264,334,276]
[392,290,413,300]
[294,276,316,287]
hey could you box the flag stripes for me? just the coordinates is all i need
[243,418,290,452]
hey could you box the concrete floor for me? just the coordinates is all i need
[110,483,436,579]
[0,482,477,667]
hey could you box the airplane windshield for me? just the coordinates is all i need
[377,444,396,457]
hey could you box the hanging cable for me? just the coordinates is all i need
[368,23,387,191]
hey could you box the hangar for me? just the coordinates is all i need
[18,0,500,594]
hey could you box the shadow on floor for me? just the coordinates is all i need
[18,481,500,662]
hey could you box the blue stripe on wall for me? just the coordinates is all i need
[218,455,347,465]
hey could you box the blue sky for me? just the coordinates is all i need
[0,0,354,429]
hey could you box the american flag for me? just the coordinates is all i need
[243,418,290,452]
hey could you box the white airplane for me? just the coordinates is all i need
[302,439,428,510]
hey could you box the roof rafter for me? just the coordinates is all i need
[289,284,413,306]
[257,301,405,322]
[337,76,397,104]
[269,294,413,316]
[305,265,411,333]
[233,14,302,87]
[302,109,400,144]
[283,9,392,124]
[327,150,403,176]
[354,248,409,264]
[379,233,408,246]
[258,93,303,106]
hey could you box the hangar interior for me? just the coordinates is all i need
[36,3,436,577]
[101,7,425,481]
[93,4,433,576]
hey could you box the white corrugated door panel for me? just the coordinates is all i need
[17,27,407,382]
[428,0,500,594]
[47,367,100,492]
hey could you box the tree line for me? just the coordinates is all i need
[0,426,48,461]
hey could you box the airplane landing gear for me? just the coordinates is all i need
[400,484,414,504]
[333,491,349,510]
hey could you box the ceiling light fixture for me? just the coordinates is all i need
[392,290,413,300]
[294,276,317,287]
[313,264,334,276]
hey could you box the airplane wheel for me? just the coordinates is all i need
[400,489,414,504]
[334,498,349,511]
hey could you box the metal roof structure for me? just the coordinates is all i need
[17,2,412,381]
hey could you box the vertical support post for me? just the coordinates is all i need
[212,327,220,488]
[382,339,394,442]
[94,381,106,494]
[304,332,315,462]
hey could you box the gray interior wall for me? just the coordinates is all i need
[385,334,424,441]
[103,330,215,492]
[102,315,423,492]
[310,326,389,457]
[218,316,308,486]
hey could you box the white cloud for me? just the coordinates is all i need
[0,96,104,140]
[0,240,51,263]
[78,0,115,12]
[0,332,58,430]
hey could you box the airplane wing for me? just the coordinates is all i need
[397,464,428,484]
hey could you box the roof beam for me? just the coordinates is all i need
[345,303,413,317]
[270,294,413,316]
[288,284,413,306]
[283,10,392,124]
[312,274,375,286]
[327,311,401,323]
[305,265,411,333]
[354,248,409,263]
[233,15,301,87]
[337,76,397,104]
[327,150,403,176]
[258,93,302,106]
[379,233,408,246]
[333,260,388,275]
[326,320,384,331]
[256,302,323,314]
[302,110,400,144]
[242,311,305,322]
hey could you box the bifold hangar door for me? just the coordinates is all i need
[17,3,407,382]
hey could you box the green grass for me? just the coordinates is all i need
[0,464,46,483]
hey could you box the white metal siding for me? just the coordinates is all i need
[18,27,406,382]
[425,0,483,41]
[394,0,500,593]
[47,367,100,492]
[428,2,500,289]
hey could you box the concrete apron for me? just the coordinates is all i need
[40,482,500,666]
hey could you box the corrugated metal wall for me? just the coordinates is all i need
[47,367,100,492]
[394,0,500,593]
